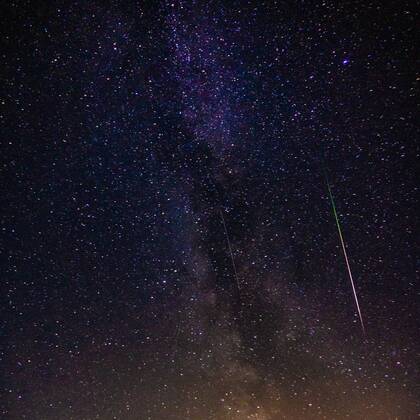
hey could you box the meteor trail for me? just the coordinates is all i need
[219,209,241,293]
[326,178,366,336]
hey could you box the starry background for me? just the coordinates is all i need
[1,1,418,419]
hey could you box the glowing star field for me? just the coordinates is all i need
[1,1,418,419]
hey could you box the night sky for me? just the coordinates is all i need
[1,1,418,419]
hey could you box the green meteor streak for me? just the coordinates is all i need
[326,178,366,336]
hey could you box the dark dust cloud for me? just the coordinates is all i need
[1,1,418,419]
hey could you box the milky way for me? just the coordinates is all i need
[1,1,418,419]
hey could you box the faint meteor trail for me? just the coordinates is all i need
[170,322,181,364]
[219,209,241,293]
[326,178,366,336]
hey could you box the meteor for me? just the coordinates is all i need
[326,178,366,336]
[219,209,241,294]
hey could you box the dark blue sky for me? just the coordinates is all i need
[1,1,418,418]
